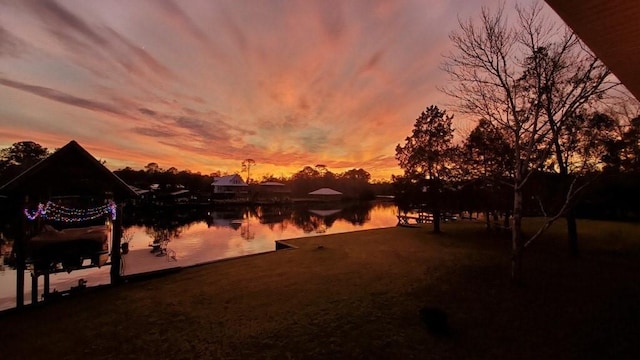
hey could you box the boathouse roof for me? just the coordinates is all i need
[0,140,137,201]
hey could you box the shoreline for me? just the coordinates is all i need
[0,225,395,313]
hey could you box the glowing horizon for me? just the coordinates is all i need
[0,0,557,181]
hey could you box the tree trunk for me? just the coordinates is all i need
[562,173,580,256]
[484,209,491,230]
[567,208,579,256]
[503,209,511,228]
[433,210,441,233]
[430,177,442,234]
[552,132,580,256]
[511,184,524,285]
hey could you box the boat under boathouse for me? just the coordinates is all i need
[0,140,137,308]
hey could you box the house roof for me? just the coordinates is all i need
[259,181,285,187]
[0,140,137,200]
[309,187,343,196]
[211,174,248,187]
[129,185,151,195]
[545,0,640,100]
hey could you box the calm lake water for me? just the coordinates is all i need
[0,202,398,311]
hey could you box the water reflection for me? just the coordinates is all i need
[0,236,12,271]
[120,202,397,273]
[124,202,382,242]
[0,202,398,311]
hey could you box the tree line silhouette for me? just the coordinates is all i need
[0,142,388,202]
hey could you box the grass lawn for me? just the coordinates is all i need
[1,219,639,359]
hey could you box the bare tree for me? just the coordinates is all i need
[517,5,617,255]
[442,2,615,281]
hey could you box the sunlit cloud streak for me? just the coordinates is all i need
[0,77,128,117]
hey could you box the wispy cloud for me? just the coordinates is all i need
[155,0,210,44]
[138,108,157,116]
[0,0,547,180]
[0,26,27,57]
[24,0,110,47]
[0,77,127,117]
[132,126,176,139]
[103,27,174,79]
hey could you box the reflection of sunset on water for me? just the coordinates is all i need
[0,203,398,310]
[124,203,398,271]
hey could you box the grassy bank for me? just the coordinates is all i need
[1,219,639,359]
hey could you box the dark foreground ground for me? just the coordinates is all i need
[1,219,639,359]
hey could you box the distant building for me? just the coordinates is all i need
[308,187,343,202]
[170,189,191,204]
[128,185,151,206]
[257,181,291,202]
[211,174,248,200]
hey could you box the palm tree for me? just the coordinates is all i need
[242,159,256,183]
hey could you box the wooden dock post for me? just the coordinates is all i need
[110,203,123,285]
[44,272,50,298]
[31,272,38,304]
[16,196,27,308]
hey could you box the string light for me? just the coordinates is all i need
[24,200,117,222]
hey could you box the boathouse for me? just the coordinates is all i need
[0,140,137,307]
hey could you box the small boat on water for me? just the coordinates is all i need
[28,224,110,272]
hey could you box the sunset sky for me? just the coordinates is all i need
[0,0,561,181]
